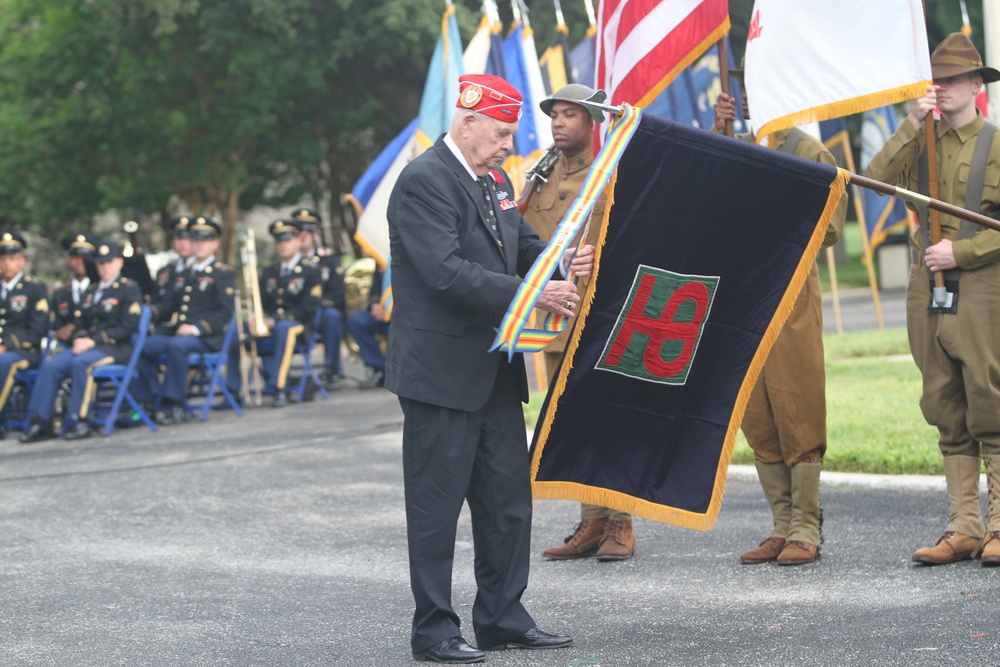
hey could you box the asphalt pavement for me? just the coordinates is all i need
[2,289,998,667]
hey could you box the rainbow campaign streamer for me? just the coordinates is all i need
[490,103,642,359]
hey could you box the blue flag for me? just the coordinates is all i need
[530,115,848,531]
[860,105,912,248]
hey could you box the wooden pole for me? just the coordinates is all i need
[825,246,843,334]
[847,172,1000,233]
[923,112,946,303]
[717,37,734,138]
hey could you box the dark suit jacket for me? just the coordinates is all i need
[386,136,549,412]
[259,259,321,336]
[73,277,143,364]
[0,275,48,365]
[151,258,236,351]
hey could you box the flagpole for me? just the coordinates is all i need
[716,37,734,137]
[573,97,1000,234]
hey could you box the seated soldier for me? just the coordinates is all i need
[291,208,346,389]
[151,215,196,331]
[20,240,142,443]
[137,217,235,425]
[0,231,49,438]
[346,265,389,389]
[51,234,97,345]
[227,218,321,407]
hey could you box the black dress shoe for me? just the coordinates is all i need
[156,404,189,426]
[413,637,485,663]
[483,627,573,651]
[358,369,385,390]
[272,391,288,408]
[64,422,93,441]
[19,418,53,444]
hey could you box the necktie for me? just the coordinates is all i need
[478,177,502,247]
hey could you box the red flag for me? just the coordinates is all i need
[595,0,729,111]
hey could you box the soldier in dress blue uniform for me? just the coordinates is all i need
[20,240,143,443]
[137,217,235,425]
[51,234,98,345]
[152,215,195,333]
[0,231,49,439]
[291,208,346,388]
[227,218,321,407]
[346,266,389,389]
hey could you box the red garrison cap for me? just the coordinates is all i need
[455,74,523,123]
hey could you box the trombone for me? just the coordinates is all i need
[238,229,267,406]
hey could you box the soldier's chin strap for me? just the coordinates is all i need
[918,121,996,314]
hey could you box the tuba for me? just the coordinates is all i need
[343,257,377,355]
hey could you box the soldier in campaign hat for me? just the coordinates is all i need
[713,44,847,567]
[0,231,49,438]
[227,218,321,407]
[528,84,637,562]
[52,234,98,344]
[291,207,346,389]
[136,216,235,425]
[386,72,591,663]
[868,32,1000,567]
[21,239,143,443]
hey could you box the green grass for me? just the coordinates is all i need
[525,327,945,475]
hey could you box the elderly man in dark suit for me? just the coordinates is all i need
[387,73,595,664]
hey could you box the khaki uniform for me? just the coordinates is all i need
[868,113,1000,539]
[523,147,606,382]
[730,128,846,552]
[524,140,623,526]
[740,129,847,466]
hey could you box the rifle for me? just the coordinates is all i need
[516,145,561,215]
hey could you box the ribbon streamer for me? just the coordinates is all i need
[491,104,642,359]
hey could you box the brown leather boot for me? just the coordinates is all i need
[982,532,1000,567]
[777,540,819,565]
[912,531,982,564]
[596,519,635,561]
[542,518,608,560]
[740,537,786,564]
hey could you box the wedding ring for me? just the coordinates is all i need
[565,300,573,309]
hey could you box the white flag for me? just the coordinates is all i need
[744,0,931,143]
[985,0,1000,121]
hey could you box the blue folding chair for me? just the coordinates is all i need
[87,305,157,436]
[184,315,242,420]
[4,329,57,433]
[292,308,328,403]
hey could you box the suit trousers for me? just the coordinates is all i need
[139,334,211,405]
[346,310,388,370]
[399,361,535,653]
[28,348,113,423]
[319,307,344,374]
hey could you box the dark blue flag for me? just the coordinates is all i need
[530,115,848,531]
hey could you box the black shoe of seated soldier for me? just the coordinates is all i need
[19,416,53,444]
[272,391,288,408]
[64,422,93,441]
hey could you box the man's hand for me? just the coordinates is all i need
[371,303,386,322]
[906,86,937,129]
[176,324,198,336]
[566,244,596,278]
[72,337,96,355]
[0,344,7,355]
[713,93,737,132]
[537,281,579,318]
[54,323,75,342]
[925,239,957,272]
